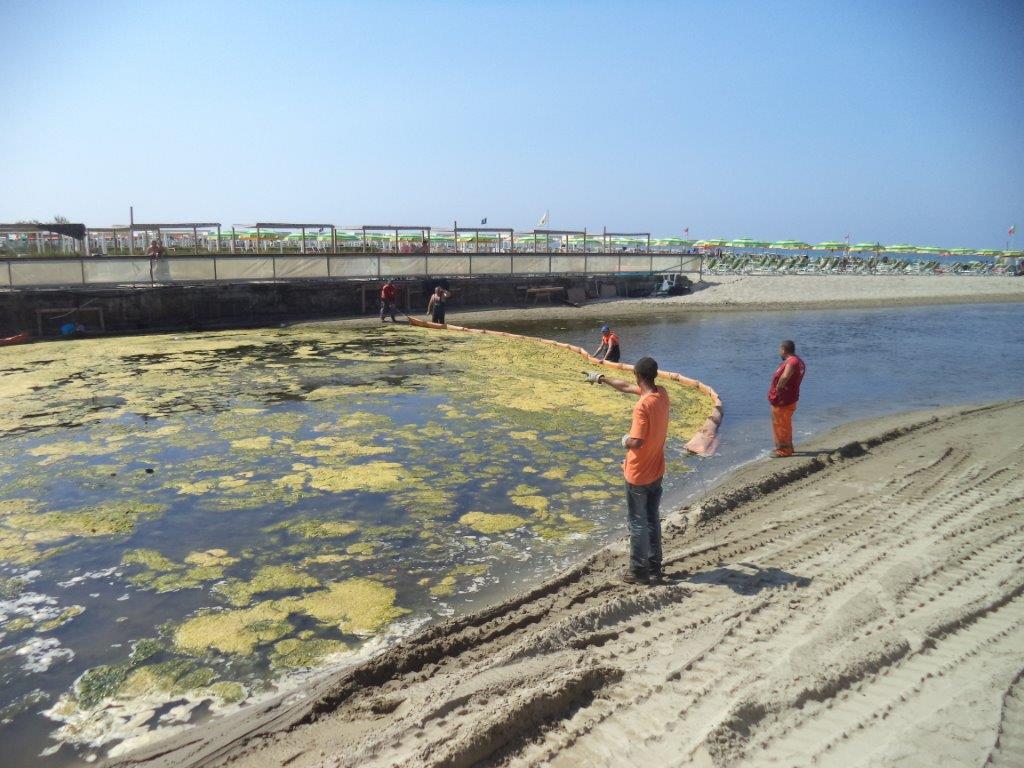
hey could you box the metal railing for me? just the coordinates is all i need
[0,252,703,289]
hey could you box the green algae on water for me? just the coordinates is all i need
[214,565,318,607]
[459,511,528,534]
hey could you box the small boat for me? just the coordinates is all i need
[0,331,31,346]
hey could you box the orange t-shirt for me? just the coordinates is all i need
[623,386,670,485]
[602,331,620,348]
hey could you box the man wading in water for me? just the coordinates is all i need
[768,339,806,457]
[593,324,621,362]
[586,357,669,584]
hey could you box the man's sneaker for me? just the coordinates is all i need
[622,569,649,585]
[649,568,665,584]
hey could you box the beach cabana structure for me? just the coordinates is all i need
[601,230,651,253]
[521,229,588,253]
[452,226,514,253]
[361,225,431,253]
[242,223,335,254]
[1,222,87,255]
[90,222,222,255]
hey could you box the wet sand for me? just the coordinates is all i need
[110,399,1024,768]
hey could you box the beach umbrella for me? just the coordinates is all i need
[694,238,727,248]
[769,240,811,250]
[814,241,849,251]
[850,242,884,252]
[915,246,942,254]
[948,248,975,256]
[726,238,770,249]
[1000,250,1023,257]
[975,249,1002,256]
[884,244,919,253]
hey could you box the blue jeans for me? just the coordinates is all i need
[626,478,663,575]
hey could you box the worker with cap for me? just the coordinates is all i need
[593,324,621,362]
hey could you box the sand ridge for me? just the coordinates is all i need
[107,399,1024,768]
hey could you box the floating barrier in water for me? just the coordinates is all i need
[408,317,723,456]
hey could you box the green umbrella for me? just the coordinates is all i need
[975,249,1002,256]
[884,244,919,253]
[1000,250,1023,257]
[726,238,770,249]
[815,241,849,250]
[694,238,727,247]
[915,246,942,254]
[948,248,976,256]
[769,240,811,250]
[849,242,883,251]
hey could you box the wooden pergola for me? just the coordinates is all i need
[1,223,87,254]
[524,228,588,252]
[96,222,222,255]
[602,230,652,252]
[361,225,432,252]
[452,225,514,253]
[246,223,336,254]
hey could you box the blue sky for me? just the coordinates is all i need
[2,0,1022,247]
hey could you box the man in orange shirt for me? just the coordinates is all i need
[586,356,670,584]
[593,325,621,362]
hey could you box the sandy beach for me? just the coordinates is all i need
[430,274,1024,326]
[110,399,1024,768]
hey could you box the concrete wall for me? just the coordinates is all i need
[0,274,664,337]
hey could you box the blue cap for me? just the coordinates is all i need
[600,325,610,333]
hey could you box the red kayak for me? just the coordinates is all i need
[0,331,30,346]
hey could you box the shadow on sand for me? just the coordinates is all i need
[677,562,811,595]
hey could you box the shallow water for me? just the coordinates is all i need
[0,324,710,765]
[2,303,1020,766]
[489,301,1024,501]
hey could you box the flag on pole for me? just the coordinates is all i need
[683,227,689,236]
[539,210,549,227]
[481,217,487,225]
[1010,225,1017,236]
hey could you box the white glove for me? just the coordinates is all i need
[621,434,631,448]
[584,372,605,385]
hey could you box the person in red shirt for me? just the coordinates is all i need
[593,324,621,362]
[586,356,670,584]
[767,339,806,457]
[379,279,397,323]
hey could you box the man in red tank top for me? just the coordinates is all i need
[379,279,397,323]
[767,339,805,457]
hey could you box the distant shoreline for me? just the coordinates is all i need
[321,273,1024,329]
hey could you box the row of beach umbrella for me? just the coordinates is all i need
[691,238,1021,258]
[171,230,1021,257]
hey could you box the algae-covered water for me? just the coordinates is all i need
[0,323,712,765]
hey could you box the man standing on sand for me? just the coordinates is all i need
[768,339,806,457]
[586,357,670,584]
[379,279,397,323]
[593,324,621,362]
[426,286,452,324]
